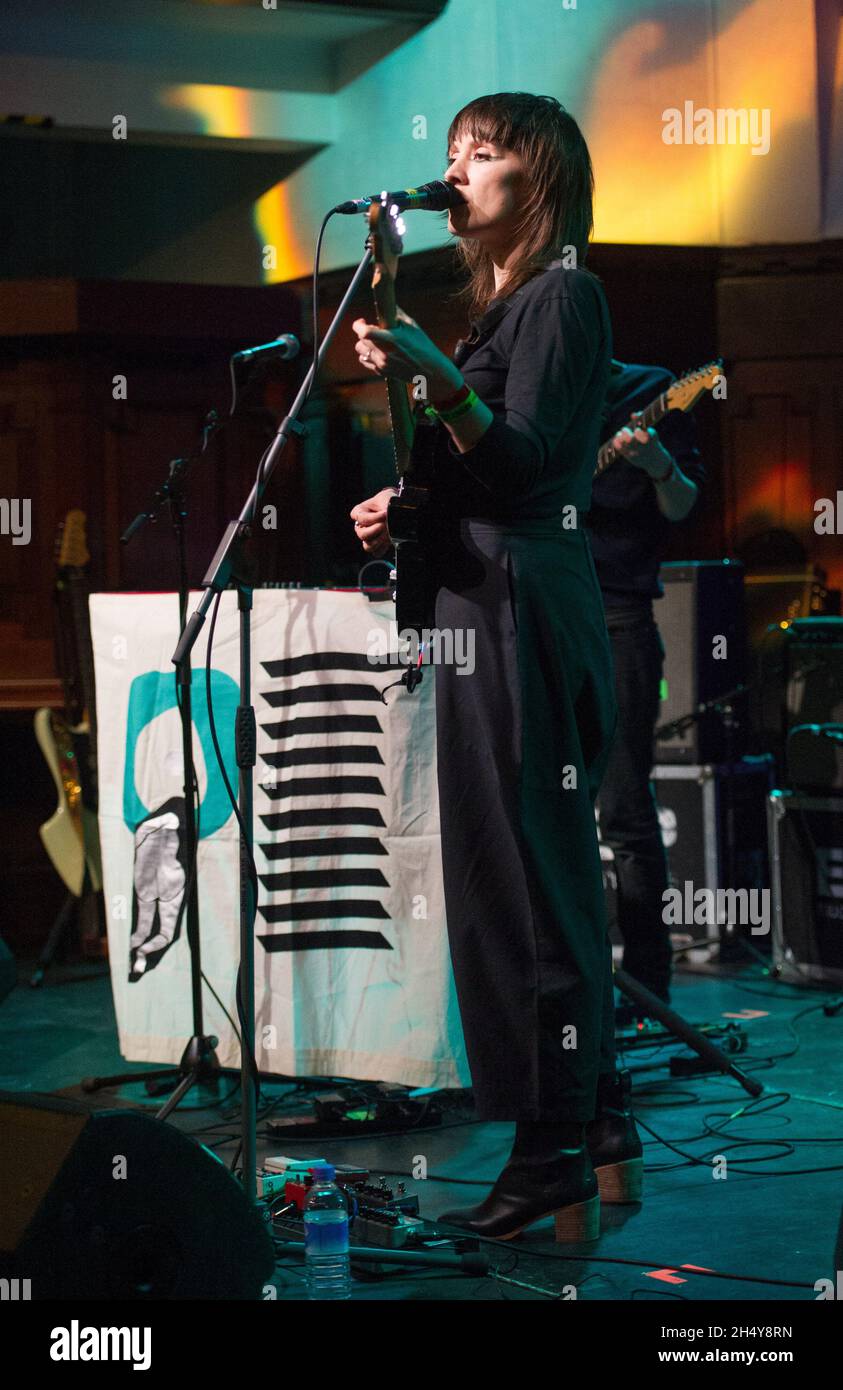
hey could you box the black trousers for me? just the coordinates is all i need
[597,602,672,1000]
[433,518,618,1122]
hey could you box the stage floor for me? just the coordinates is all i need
[2,958,840,1302]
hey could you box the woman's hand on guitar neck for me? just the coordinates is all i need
[353,308,462,401]
[350,487,399,559]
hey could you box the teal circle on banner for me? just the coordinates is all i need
[123,669,239,837]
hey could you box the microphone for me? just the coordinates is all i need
[232,334,300,364]
[332,179,464,216]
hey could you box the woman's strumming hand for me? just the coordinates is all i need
[352,307,463,403]
[350,486,398,558]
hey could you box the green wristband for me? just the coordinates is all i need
[425,388,479,424]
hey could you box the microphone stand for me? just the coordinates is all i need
[173,242,375,1204]
[83,414,227,1113]
[614,967,763,1097]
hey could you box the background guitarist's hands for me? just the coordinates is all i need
[611,411,699,521]
[350,486,399,558]
[352,307,462,401]
[610,410,674,478]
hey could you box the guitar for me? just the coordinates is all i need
[35,511,102,903]
[595,359,723,475]
[365,197,438,641]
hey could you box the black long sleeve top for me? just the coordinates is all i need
[419,264,613,524]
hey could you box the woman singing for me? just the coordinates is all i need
[350,92,641,1242]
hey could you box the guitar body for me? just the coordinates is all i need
[386,466,438,634]
[35,511,105,934]
[35,707,86,898]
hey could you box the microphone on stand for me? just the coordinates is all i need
[332,179,464,215]
[232,334,300,364]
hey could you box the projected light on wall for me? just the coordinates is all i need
[159,0,824,282]
[253,183,312,284]
[162,82,261,141]
[588,0,812,245]
[732,462,817,543]
[161,82,315,281]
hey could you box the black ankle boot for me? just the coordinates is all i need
[585,1068,643,1204]
[510,1118,585,1159]
[437,1141,600,1242]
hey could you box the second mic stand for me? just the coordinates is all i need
[84,417,225,1114]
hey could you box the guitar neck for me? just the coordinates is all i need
[596,390,670,474]
[70,573,97,736]
[56,569,98,766]
[371,271,414,477]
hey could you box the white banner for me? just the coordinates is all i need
[90,589,468,1090]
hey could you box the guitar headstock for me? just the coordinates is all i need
[367,196,405,311]
[665,359,724,414]
[56,509,90,571]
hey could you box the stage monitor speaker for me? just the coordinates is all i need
[655,561,747,764]
[0,1092,275,1299]
[768,792,843,988]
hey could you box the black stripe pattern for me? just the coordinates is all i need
[256,648,398,953]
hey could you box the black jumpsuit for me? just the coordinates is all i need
[428,264,618,1122]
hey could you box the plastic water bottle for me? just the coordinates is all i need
[303,1164,351,1300]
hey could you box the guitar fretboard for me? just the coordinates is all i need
[595,391,669,474]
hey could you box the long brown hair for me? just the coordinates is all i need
[446,92,595,321]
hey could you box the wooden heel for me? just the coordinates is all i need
[554,1193,600,1243]
[595,1157,643,1204]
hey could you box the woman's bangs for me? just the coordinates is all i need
[447,107,515,154]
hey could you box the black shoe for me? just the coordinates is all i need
[586,1068,643,1204]
[437,1146,600,1242]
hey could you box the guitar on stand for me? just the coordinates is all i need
[32,510,105,984]
[365,198,438,687]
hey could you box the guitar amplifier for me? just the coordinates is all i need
[768,790,843,987]
[744,567,836,653]
[654,561,748,763]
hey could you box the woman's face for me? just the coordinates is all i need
[444,130,527,251]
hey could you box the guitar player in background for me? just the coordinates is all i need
[586,360,705,1010]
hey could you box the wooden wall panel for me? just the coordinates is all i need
[718,244,843,592]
